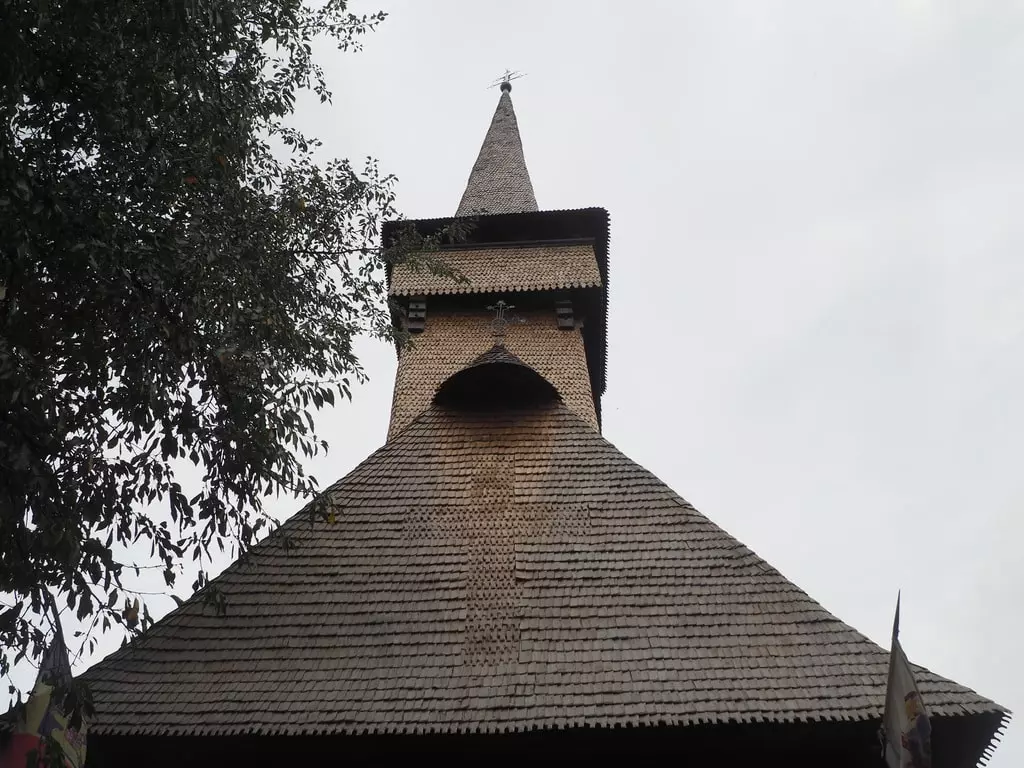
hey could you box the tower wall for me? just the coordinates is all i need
[388,308,597,440]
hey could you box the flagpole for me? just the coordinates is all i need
[41,590,64,654]
[881,591,933,768]
[881,592,901,765]
[892,591,900,643]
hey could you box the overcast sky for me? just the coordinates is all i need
[67,1,1024,762]
[304,1,1023,761]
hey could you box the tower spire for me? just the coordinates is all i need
[456,78,538,216]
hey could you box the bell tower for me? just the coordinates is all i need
[386,81,610,440]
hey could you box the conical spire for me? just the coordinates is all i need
[456,82,538,216]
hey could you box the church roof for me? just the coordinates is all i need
[455,84,538,216]
[390,243,601,297]
[82,399,1005,747]
[75,79,1007,768]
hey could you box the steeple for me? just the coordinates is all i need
[385,80,610,440]
[456,81,538,216]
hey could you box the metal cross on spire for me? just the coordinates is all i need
[488,69,526,92]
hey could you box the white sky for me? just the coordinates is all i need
[59,1,1024,762]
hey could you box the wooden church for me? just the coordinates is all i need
[79,82,1006,766]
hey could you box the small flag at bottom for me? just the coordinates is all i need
[882,594,932,768]
[1,622,87,768]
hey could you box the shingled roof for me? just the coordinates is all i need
[82,396,1005,745]
[390,244,601,297]
[455,83,538,216]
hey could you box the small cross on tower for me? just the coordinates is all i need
[486,299,524,342]
[488,69,526,93]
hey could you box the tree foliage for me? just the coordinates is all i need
[0,0,454,688]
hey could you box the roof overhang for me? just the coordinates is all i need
[81,710,1007,766]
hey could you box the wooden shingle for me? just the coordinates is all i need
[83,401,1005,738]
[390,244,601,298]
[456,87,537,216]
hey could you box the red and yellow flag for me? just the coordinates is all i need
[2,624,87,768]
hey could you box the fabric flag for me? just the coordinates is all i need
[882,594,932,768]
[1,622,87,768]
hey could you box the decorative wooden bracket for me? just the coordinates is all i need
[407,298,426,333]
[555,299,574,330]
